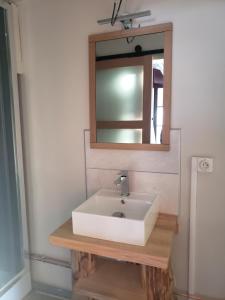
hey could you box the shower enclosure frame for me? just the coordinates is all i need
[0,1,31,299]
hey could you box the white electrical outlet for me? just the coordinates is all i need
[197,157,213,173]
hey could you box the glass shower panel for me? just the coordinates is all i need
[96,66,144,121]
[0,7,24,291]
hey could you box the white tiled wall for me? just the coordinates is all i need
[85,130,181,215]
[85,130,180,174]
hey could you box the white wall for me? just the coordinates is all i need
[19,0,225,297]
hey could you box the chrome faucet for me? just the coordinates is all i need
[114,170,129,197]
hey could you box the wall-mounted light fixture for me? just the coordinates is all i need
[97,0,151,31]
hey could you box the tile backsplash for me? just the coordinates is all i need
[85,130,180,174]
[84,130,181,215]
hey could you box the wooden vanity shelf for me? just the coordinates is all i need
[73,255,146,300]
[49,214,178,300]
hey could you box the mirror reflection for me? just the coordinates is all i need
[95,32,165,144]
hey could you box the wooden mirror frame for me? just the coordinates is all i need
[89,23,172,151]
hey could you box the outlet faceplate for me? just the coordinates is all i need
[197,157,213,173]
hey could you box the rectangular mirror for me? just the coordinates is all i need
[89,23,172,150]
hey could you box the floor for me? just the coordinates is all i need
[23,292,63,300]
[23,291,87,300]
[24,291,222,300]
[24,291,186,300]
[23,292,59,300]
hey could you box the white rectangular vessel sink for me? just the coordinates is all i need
[72,189,159,246]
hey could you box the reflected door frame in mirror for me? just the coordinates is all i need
[89,23,172,151]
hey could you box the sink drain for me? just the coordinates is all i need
[112,211,125,218]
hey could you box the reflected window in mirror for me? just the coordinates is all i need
[151,56,164,144]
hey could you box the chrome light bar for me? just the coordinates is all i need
[97,10,151,26]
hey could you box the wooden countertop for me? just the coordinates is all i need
[49,213,178,270]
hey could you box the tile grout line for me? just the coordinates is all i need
[86,167,179,176]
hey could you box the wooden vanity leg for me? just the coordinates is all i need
[71,250,80,283]
[71,251,96,299]
[71,251,96,280]
[141,265,147,290]
[146,263,174,300]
